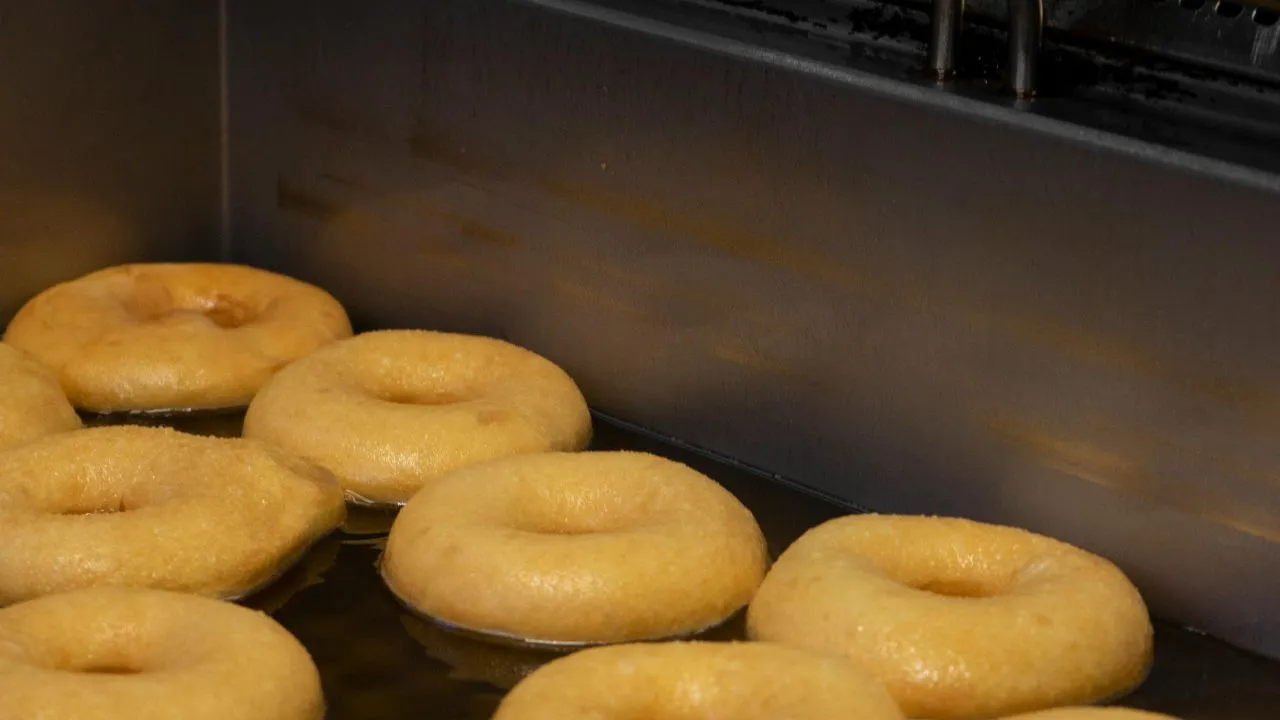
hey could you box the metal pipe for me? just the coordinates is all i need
[1006,0,1043,98]
[927,0,964,79]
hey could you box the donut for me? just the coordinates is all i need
[747,514,1153,719]
[243,330,592,505]
[492,641,906,720]
[4,262,352,412]
[1000,710,1180,720]
[381,451,767,644]
[0,425,346,604]
[0,343,81,450]
[0,587,324,720]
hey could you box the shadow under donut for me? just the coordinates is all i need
[400,613,562,691]
[242,533,344,615]
[79,407,247,438]
[396,597,751,692]
[340,505,399,538]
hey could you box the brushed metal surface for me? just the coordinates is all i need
[229,0,1280,658]
[955,0,1280,79]
[0,0,223,320]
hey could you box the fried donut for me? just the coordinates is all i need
[0,343,81,450]
[243,330,592,505]
[0,587,324,720]
[493,641,905,720]
[382,451,767,645]
[1001,711,1180,720]
[0,425,346,604]
[747,514,1153,720]
[4,263,352,412]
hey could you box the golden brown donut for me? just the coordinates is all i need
[492,641,906,720]
[243,330,592,506]
[4,263,352,412]
[0,587,324,720]
[1001,710,1180,719]
[0,425,346,604]
[382,451,767,645]
[747,514,1153,720]
[0,342,81,450]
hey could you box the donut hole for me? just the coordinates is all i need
[121,284,257,329]
[59,650,148,676]
[507,508,633,536]
[505,481,652,536]
[862,534,1033,599]
[57,506,128,516]
[167,297,256,329]
[199,298,254,329]
[54,496,134,516]
[509,517,608,536]
[79,664,143,675]
[375,388,471,406]
[911,578,1003,598]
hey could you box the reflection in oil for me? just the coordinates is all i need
[245,533,343,615]
[400,614,561,691]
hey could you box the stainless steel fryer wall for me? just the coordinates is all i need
[0,0,224,318]
[226,0,1280,659]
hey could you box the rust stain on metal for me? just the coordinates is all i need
[985,414,1151,494]
[401,130,1280,429]
[548,275,649,320]
[709,341,825,389]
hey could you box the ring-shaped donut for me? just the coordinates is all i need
[0,425,346,604]
[492,641,905,720]
[381,451,767,645]
[747,514,1153,719]
[4,263,352,412]
[0,587,324,719]
[244,330,592,506]
[0,343,81,450]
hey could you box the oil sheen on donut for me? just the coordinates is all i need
[382,451,767,645]
[0,425,346,604]
[493,641,906,720]
[747,514,1154,719]
[244,329,592,506]
[4,263,352,412]
[0,587,324,720]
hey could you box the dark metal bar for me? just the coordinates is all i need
[1006,0,1043,97]
[927,0,965,79]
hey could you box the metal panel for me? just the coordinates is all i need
[0,0,223,320]
[228,0,1280,658]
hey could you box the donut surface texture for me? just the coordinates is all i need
[243,330,592,506]
[1000,710,1180,720]
[0,425,346,604]
[747,514,1153,720]
[492,641,905,720]
[0,343,81,450]
[382,451,767,644]
[4,263,352,412]
[0,587,323,720]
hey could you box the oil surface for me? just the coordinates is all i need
[84,412,1280,719]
